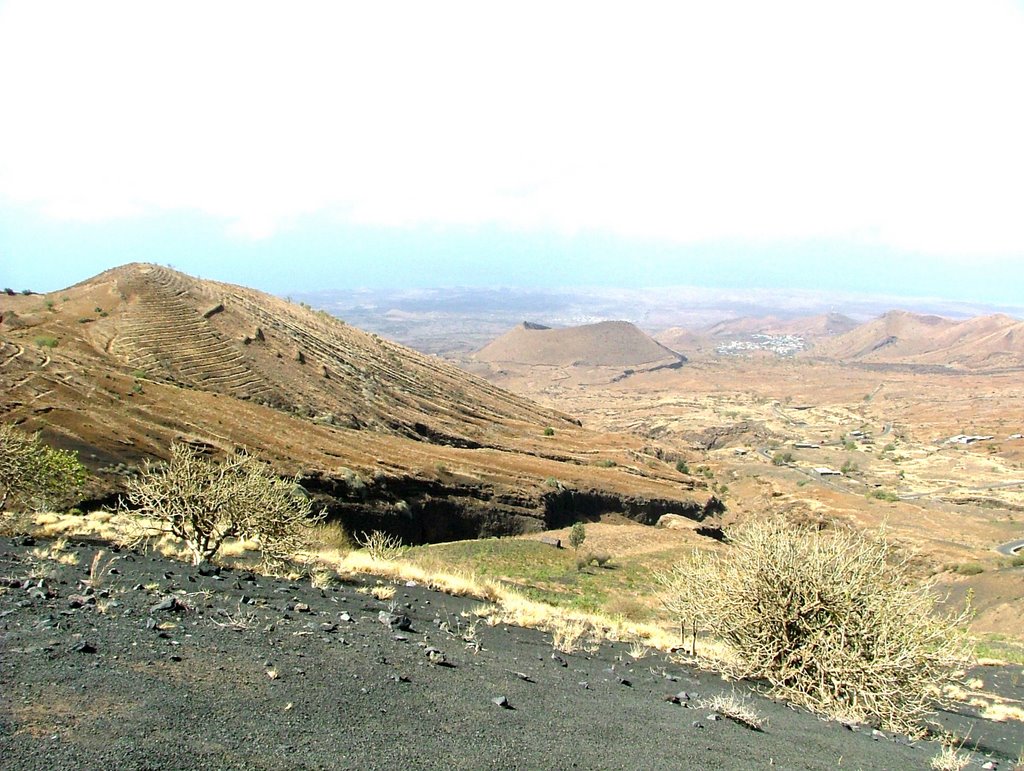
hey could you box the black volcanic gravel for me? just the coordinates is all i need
[1,536,1020,770]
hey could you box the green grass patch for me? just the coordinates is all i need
[976,636,1024,664]
[404,537,676,619]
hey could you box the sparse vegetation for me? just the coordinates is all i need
[675,459,689,474]
[543,426,555,437]
[34,336,58,348]
[123,442,321,568]
[772,452,794,466]
[867,488,899,502]
[657,517,972,734]
[0,424,86,513]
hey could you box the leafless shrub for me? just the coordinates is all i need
[123,443,322,569]
[657,516,972,735]
[356,530,404,561]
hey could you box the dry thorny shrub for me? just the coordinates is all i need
[657,516,973,735]
[122,443,322,569]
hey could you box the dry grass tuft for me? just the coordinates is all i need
[699,691,766,731]
[929,740,971,771]
[550,617,590,653]
[368,584,395,601]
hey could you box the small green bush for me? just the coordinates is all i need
[868,489,899,503]
[1009,554,1024,568]
[0,424,86,512]
[954,562,984,576]
[34,336,58,349]
[543,427,555,437]
[569,522,586,551]
[675,459,690,474]
[772,452,794,466]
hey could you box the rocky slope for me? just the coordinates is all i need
[3,534,1019,770]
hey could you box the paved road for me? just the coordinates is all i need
[995,539,1024,557]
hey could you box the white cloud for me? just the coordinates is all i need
[1,0,1023,260]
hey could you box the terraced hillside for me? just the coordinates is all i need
[0,264,710,542]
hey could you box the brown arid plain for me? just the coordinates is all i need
[465,319,1024,650]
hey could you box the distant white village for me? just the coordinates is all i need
[716,334,807,357]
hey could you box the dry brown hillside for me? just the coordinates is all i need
[0,265,712,542]
[704,312,858,339]
[808,310,1024,370]
[475,320,685,371]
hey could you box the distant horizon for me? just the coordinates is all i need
[5,253,1024,323]
[3,3,1023,308]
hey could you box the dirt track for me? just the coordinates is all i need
[1,535,1021,770]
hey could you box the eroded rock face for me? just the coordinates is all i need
[299,470,711,546]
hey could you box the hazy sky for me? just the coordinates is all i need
[2,1,1023,303]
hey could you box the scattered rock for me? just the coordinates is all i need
[150,596,182,613]
[68,594,95,609]
[378,610,412,631]
[294,602,310,613]
[71,641,97,654]
[491,696,512,709]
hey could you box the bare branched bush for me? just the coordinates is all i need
[356,530,404,560]
[0,424,86,513]
[657,516,972,735]
[123,443,322,568]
